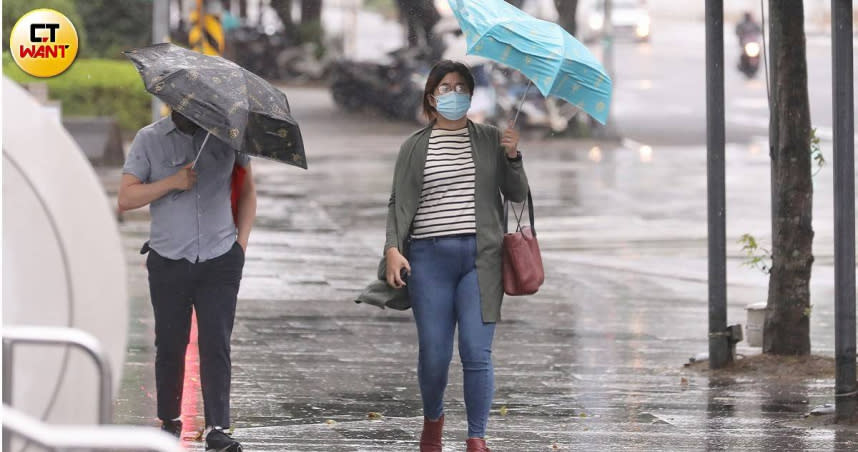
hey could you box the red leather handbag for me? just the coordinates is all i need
[502,191,544,296]
[230,163,247,225]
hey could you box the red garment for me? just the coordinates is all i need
[230,164,247,225]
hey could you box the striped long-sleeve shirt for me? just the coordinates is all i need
[411,127,476,239]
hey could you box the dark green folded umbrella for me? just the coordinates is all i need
[124,42,307,169]
[354,279,411,311]
[354,258,412,311]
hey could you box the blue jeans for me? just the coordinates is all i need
[408,235,496,439]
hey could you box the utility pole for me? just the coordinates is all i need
[152,0,170,122]
[603,0,614,78]
[597,0,618,138]
[345,0,361,56]
[705,0,730,369]
[831,0,856,423]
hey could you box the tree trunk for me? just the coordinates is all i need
[763,0,814,356]
[396,0,439,48]
[298,0,324,48]
[176,0,186,31]
[301,0,322,24]
[271,0,294,29]
[555,0,578,37]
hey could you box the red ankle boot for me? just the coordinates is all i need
[466,437,491,452]
[419,415,444,452]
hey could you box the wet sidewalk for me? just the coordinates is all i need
[110,86,857,451]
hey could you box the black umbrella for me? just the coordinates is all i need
[123,43,307,169]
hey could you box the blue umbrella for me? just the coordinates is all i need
[447,0,612,124]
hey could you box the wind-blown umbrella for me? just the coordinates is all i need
[124,43,307,169]
[448,0,612,124]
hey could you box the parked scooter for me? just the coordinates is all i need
[486,63,579,132]
[227,26,333,82]
[329,46,435,121]
[328,19,450,122]
[228,26,296,80]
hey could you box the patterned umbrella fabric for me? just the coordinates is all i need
[124,43,307,169]
[448,0,612,124]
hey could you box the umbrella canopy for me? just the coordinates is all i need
[124,43,307,169]
[448,0,612,124]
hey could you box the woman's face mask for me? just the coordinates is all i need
[434,92,471,121]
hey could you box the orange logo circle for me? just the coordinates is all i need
[9,9,79,78]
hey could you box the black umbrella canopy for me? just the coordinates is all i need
[124,43,307,169]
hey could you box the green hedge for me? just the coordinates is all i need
[3,54,151,133]
[364,0,398,17]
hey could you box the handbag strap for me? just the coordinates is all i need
[503,190,536,235]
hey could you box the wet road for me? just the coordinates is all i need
[111,86,857,450]
[610,20,858,147]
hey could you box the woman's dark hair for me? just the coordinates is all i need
[423,60,476,120]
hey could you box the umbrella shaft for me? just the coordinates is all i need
[192,132,212,169]
[513,80,533,127]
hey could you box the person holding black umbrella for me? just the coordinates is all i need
[120,42,307,452]
[118,109,254,452]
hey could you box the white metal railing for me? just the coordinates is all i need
[2,404,183,452]
[1,326,181,451]
[2,326,113,423]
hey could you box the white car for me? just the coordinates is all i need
[435,0,558,21]
[579,0,651,44]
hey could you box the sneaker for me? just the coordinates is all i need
[160,419,182,438]
[205,427,242,452]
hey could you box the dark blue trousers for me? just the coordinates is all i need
[146,241,244,429]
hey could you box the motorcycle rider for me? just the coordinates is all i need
[735,11,761,44]
[735,11,762,77]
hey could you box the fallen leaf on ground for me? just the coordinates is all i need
[325,419,337,425]
[499,406,508,416]
[368,412,383,420]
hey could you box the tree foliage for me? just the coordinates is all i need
[71,0,151,58]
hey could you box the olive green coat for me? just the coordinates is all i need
[356,121,529,323]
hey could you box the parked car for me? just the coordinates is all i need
[579,0,651,44]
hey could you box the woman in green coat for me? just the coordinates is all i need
[382,60,529,452]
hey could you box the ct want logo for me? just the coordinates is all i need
[10,9,79,78]
[31,23,61,44]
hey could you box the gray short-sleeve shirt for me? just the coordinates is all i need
[123,117,250,262]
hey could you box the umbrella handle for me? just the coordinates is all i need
[170,132,211,201]
[512,79,533,127]
[191,132,212,170]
